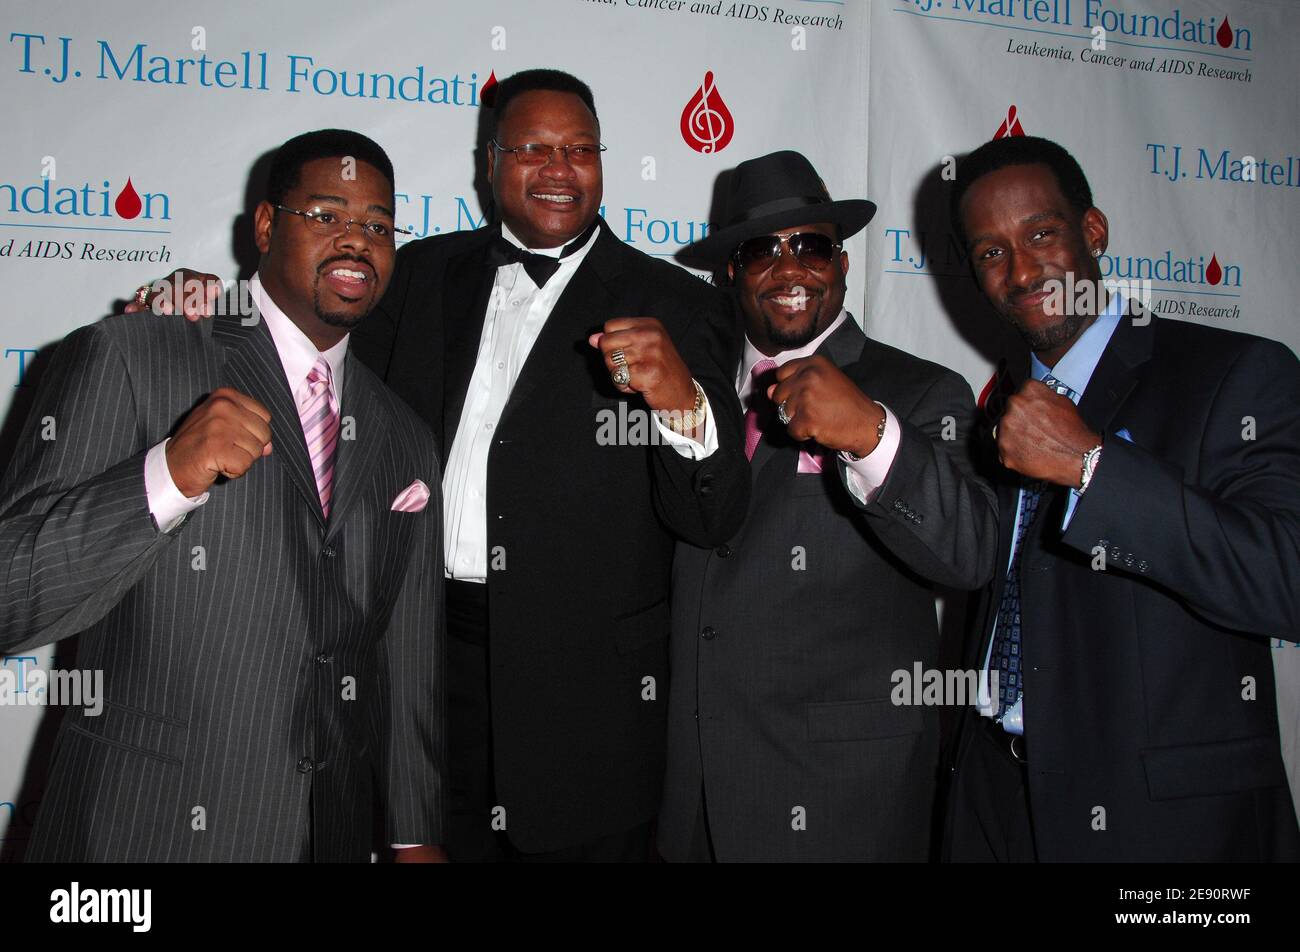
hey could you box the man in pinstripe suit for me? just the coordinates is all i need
[0,130,446,862]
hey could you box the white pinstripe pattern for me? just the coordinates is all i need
[0,309,446,862]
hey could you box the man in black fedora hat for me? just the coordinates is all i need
[657,150,998,862]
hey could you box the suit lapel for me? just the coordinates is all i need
[498,221,621,430]
[441,229,499,457]
[323,352,383,544]
[1075,305,1154,436]
[213,311,325,529]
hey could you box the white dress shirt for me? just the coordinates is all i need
[442,223,716,582]
[737,309,900,504]
[144,272,348,531]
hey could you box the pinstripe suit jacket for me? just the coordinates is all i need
[0,306,445,862]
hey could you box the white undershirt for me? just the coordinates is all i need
[442,224,716,582]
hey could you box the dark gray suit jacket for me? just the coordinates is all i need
[658,316,998,862]
[0,306,444,862]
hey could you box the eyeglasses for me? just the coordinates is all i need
[732,232,842,275]
[272,204,411,241]
[490,140,607,166]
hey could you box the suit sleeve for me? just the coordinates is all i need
[375,440,446,846]
[1062,338,1300,637]
[842,370,999,591]
[0,323,182,654]
[648,287,750,547]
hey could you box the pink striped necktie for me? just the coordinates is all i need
[299,356,340,518]
[743,358,778,461]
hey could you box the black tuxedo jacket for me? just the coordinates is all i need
[947,313,1300,861]
[0,308,444,862]
[659,316,998,861]
[351,218,749,852]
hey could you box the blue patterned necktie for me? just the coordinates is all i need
[990,375,1075,719]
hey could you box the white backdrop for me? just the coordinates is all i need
[1,0,1295,854]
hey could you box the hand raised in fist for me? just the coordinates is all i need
[588,317,697,416]
[994,379,1101,487]
[766,355,885,457]
[125,268,223,320]
[165,388,273,498]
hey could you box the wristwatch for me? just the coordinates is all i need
[1079,443,1103,493]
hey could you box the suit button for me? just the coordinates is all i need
[700,626,716,640]
[715,544,731,558]
[322,546,336,558]
[315,653,332,665]
[296,758,313,774]
[699,474,714,496]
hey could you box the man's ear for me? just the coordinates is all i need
[486,143,496,183]
[1082,207,1109,258]
[840,251,850,278]
[253,200,275,255]
[726,260,736,286]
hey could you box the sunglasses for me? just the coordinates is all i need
[732,232,842,275]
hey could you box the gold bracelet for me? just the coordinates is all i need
[662,379,707,433]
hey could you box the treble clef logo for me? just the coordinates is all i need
[680,71,734,154]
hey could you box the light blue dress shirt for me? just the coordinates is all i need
[983,294,1126,735]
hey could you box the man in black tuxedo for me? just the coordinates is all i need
[944,134,1300,861]
[1,130,444,862]
[657,151,998,862]
[348,70,749,860]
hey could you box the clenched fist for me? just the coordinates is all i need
[588,317,697,415]
[125,267,223,319]
[166,387,273,498]
[766,355,884,457]
[995,379,1101,487]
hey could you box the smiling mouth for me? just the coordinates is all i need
[530,192,578,205]
[765,288,819,312]
[320,262,375,298]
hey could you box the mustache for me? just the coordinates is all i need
[317,254,376,275]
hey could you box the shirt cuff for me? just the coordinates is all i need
[841,403,900,506]
[1062,487,1082,530]
[145,438,209,533]
[652,390,718,461]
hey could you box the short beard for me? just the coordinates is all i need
[765,313,822,350]
[1012,311,1088,355]
[313,286,368,330]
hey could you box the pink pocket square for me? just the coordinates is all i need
[797,448,824,474]
[391,479,430,513]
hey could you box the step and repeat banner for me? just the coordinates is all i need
[0,0,1295,855]
[862,0,1300,818]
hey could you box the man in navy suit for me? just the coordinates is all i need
[944,134,1300,862]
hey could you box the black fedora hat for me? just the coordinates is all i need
[677,150,875,269]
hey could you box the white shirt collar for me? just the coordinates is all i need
[501,220,600,262]
[250,272,347,404]
[738,309,850,395]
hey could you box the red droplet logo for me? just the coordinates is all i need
[680,71,734,154]
[1205,253,1223,285]
[480,70,498,108]
[993,105,1026,139]
[114,178,142,219]
[1216,17,1233,48]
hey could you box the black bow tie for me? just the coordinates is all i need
[487,222,597,288]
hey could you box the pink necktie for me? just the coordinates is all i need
[299,357,340,518]
[743,358,778,461]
